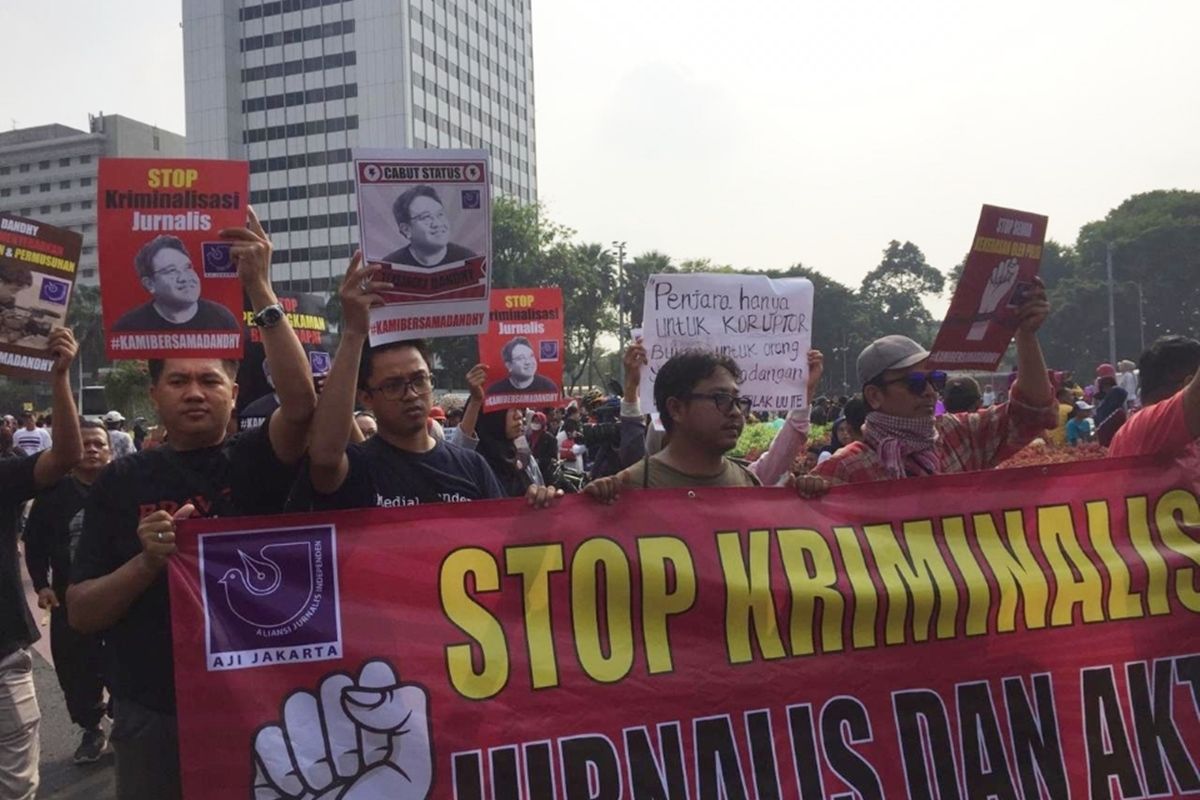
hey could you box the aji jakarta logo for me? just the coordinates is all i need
[361,163,382,182]
[464,163,482,182]
[199,524,342,671]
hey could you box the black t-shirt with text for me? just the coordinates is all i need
[0,453,40,656]
[309,436,504,510]
[71,423,296,713]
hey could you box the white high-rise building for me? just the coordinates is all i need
[0,114,185,286]
[183,0,537,295]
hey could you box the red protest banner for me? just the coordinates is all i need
[169,456,1200,799]
[98,159,248,359]
[928,205,1049,371]
[478,287,564,411]
[0,212,81,379]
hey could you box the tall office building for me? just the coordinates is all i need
[0,114,184,285]
[183,0,537,294]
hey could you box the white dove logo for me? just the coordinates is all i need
[219,542,316,629]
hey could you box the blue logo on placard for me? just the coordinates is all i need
[461,189,481,209]
[38,277,69,305]
[308,350,331,375]
[201,242,237,277]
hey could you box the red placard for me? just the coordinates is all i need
[477,287,564,411]
[0,213,81,379]
[928,205,1049,371]
[99,159,248,359]
[170,455,1200,798]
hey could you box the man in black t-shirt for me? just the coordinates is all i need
[67,210,317,800]
[0,327,83,800]
[24,419,112,764]
[112,235,240,333]
[306,253,561,509]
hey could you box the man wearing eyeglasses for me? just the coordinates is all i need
[112,235,241,332]
[586,349,827,503]
[305,254,563,509]
[381,185,477,268]
[814,282,1055,484]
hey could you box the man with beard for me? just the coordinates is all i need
[584,349,829,500]
[112,235,240,332]
[24,419,113,764]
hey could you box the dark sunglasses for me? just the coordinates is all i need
[876,370,948,396]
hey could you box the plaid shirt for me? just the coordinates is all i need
[813,388,1057,485]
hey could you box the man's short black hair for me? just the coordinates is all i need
[842,394,867,436]
[80,417,111,446]
[653,349,742,433]
[148,358,240,385]
[1138,335,1200,403]
[135,235,189,280]
[943,376,982,414]
[502,336,534,363]
[392,185,443,227]
[357,339,432,390]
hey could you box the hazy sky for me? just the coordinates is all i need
[3,1,1198,308]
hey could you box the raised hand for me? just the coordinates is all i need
[465,363,488,403]
[339,251,392,337]
[253,659,432,799]
[46,327,77,376]
[805,349,824,399]
[623,339,648,400]
[221,206,274,290]
[1014,276,1051,335]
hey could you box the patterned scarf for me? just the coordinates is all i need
[862,411,940,479]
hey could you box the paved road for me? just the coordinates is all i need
[23,563,116,798]
[32,651,116,799]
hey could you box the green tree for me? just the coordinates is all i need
[621,250,674,329]
[67,284,105,387]
[1038,191,1200,375]
[103,360,154,419]
[859,240,945,343]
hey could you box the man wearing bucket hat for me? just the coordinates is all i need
[814,281,1056,483]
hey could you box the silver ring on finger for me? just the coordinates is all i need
[359,276,371,292]
[156,531,166,542]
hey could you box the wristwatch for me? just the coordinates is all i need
[250,303,286,329]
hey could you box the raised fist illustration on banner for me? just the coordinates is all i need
[252,659,432,799]
[966,257,1021,341]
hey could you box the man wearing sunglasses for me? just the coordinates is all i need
[814,283,1055,483]
[304,254,560,509]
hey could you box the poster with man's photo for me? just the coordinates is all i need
[98,158,248,359]
[0,213,81,379]
[236,291,335,431]
[927,204,1048,371]
[477,288,564,411]
[353,148,491,342]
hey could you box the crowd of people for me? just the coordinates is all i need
[1,229,1198,800]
